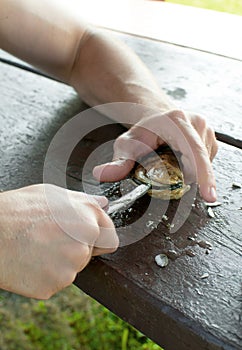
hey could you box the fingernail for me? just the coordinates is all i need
[92,165,103,180]
[209,186,217,201]
[93,161,126,180]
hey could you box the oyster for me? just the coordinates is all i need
[134,149,190,199]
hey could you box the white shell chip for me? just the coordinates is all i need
[155,254,169,267]
[207,207,215,218]
[204,201,222,207]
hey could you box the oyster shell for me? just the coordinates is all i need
[134,149,190,199]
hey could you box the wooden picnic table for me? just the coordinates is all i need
[1,30,241,350]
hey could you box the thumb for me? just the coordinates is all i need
[93,158,135,183]
[93,132,141,182]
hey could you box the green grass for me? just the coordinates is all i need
[166,0,242,15]
[0,286,162,350]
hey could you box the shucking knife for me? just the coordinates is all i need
[106,183,151,215]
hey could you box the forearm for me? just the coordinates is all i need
[69,29,175,120]
[0,0,174,123]
[0,0,88,81]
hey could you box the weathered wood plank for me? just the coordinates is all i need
[71,133,242,350]
[0,62,85,189]
[114,32,242,142]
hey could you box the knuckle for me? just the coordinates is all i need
[113,137,133,158]
[207,126,216,141]
[114,132,130,145]
[168,109,187,122]
[64,271,78,287]
[59,269,78,290]
[113,131,137,151]
[194,115,207,130]
[69,242,91,267]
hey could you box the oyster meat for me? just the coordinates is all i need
[134,149,190,199]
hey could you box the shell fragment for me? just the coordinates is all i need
[204,201,222,207]
[155,254,169,268]
[207,207,215,218]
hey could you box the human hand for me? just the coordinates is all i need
[0,184,118,299]
[93,110,218,202]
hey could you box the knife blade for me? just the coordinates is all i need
[106,183,151,215]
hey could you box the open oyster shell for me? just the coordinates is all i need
[134,149,190,200]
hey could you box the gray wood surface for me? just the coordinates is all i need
[115,32,242,142]
[1,32,242,350]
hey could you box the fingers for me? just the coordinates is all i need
[93,158,135,182]
[93,128,159,182]
[94,207,119,253]
[1,185,118,299]
[49,191,118,291]
[93,132,138,182]
[206,126,218,161]
[76,192,119,252]
[164,111,217,202]
[50,189,119,251]
[187,114,218,201]
[125,110,218,202]
[94,109,218,202]
[190,114,218,161]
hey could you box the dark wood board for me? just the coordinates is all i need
[0,44,241,350]
[0,62,85,189]
[67,127,242,350]
[74,139,242,350]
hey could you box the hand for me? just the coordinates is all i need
[93,110,218,202]
[0,184,118,299]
